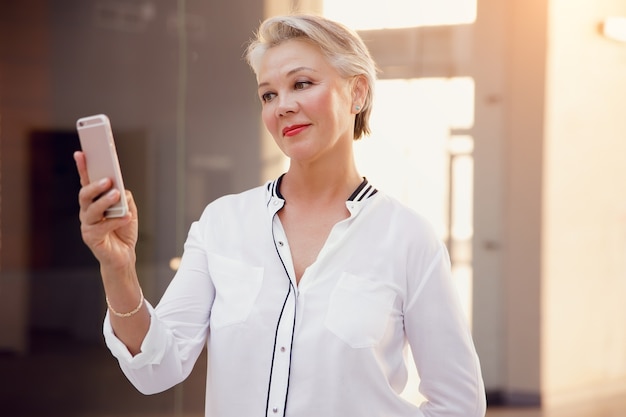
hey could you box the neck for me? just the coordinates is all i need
[281,158,362,204]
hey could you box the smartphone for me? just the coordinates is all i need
[76,114,128,218]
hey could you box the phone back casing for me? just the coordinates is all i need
[76,114,128,218]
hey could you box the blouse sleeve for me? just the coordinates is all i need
[103,218,214,395]
[404,242,486,417]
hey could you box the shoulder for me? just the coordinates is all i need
[362,191,445,263]
[189,183,270,233]
[370,191,439,237]
[186,183,271,245]
[202,182,269,213]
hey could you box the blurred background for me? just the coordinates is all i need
[1,0,625,416]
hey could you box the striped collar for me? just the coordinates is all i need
[266,174,378,202]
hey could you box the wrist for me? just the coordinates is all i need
[100,260,142,311]
[106,287,144,318]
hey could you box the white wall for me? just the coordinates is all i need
[473,0,626,407]
[472,0,547,402]
[543,0,626,406]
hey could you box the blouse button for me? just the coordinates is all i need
[272,407,278,413]
[280,346,286,352]
[277,241,284,247]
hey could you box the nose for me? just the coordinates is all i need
[276,93,298,117]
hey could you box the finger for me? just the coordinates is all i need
[125,190,138,218]
[80,211,132,249]
[78,177,113,209]
[79,185,119,225]
[93,190,135,229]
[73,151,91,187]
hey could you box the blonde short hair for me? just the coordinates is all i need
[246,14,378,140]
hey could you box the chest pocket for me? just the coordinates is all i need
[207,253,264,330]
[324,272,396,348]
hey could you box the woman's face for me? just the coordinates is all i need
[256,39,356,165]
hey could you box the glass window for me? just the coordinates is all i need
[323,0,476,30]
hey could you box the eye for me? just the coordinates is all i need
[261,92,276,103]
[294,81,312,90]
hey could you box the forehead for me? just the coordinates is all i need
[256,39,336,83]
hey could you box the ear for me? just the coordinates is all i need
[351,75,369,110]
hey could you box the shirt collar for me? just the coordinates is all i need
[266,174,378,217]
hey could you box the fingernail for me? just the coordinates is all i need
[99,178,108,186]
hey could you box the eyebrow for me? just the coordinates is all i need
[258,66,317,89]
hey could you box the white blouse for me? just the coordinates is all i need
[103,177,486,417]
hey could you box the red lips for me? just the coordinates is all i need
[282,124,310,137]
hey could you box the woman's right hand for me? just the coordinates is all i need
[74,151,138,270]
[76,151,149,354]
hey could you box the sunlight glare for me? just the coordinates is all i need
[323,0,476,30]
[354,77,474,239]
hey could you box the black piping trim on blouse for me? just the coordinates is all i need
[348,177,378,201]
[265,192,296,417]
[264,174,377,415]
[274,173,286,200]
[264,265,295,417]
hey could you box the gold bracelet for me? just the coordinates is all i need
[106,288,144,318]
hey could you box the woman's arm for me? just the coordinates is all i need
[404,243,487,417]
[74,151,149,355]
[102,215,213,394]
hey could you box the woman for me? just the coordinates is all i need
[75,13,486,417]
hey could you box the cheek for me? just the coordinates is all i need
[261,107,278,135]
[315,87,350,118]
[311,87,334,109]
